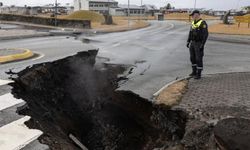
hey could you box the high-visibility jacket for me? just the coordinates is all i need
[187,19,209,44]
[192,19,203,29]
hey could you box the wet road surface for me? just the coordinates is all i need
[0,20,250,99]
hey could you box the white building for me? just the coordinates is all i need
[0,6,40,15]
[142,4,159,16]
[74,0,118,14]
[110,4,145,16]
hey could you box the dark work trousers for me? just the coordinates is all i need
[189,41,204,70]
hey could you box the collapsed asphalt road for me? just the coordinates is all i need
[7,47,250,150]
[1,21,250,100]
[1,20,250,149]
[9,50,187,150]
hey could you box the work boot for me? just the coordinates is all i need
[194,69,202,80]
[189,66,197,77]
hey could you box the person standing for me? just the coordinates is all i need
[187,10,209,79]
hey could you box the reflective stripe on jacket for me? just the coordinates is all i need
[192,19,203,29]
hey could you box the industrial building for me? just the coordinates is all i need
[74,0,118,14]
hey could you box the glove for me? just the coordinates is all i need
[186,42,190,48]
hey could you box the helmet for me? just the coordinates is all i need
[190,10,200,16]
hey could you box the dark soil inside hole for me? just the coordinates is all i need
[9,50,187,150]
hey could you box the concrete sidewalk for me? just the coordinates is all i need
[175,72,250,122]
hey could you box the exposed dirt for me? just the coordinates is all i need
[155,80,188,107]
[9,50,187,150]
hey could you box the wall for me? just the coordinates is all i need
[74,0,89,11]
[0,14,91,29]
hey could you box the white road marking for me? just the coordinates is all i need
[32,52,45,61]
[167,23,175,30]
[0,93,24,111]
[112,43,121,47]
[0,116,43,150]
[123,40,129,43]
[0,79,13,86]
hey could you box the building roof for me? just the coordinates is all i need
[118,4,144,9]
[142,4,158,10]
[89,0,117,3]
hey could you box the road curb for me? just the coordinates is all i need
[153,76,191,98]
[0,48,34,64]
[0,33,51,41]
[208,35,250,45]
[94,22,151,34]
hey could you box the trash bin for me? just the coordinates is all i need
[155,13,164,21]
[158,14,164,21]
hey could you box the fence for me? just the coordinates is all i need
[234,16,250,28]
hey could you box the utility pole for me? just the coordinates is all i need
[140,0,143,21]
[236,0,241,10]
[108,0,110,15]
[55,0,58,26]
[194,0,197,9]
[128,0,130,28]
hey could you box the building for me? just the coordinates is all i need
[162,8,192,14]
[0,5,72,16]
[110,4,145,16]
[74,0,118,14]
[208,10,226,16]
[0,6,40,15]
[142,4,159,16]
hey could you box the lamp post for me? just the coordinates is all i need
[236,0,241,10]
[140,0,143,21]
[108,0,110,15]
[128,0,130,28]
[194,0,197,9]
[55,0,58,26]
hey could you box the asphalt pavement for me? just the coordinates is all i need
[79,20,250,98]
[0,20,250,149]
[0,20,250,99]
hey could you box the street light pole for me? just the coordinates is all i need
[108,0,110,15]
[194,0,197,9]
[128,0,130,28]
[55,0,58,26]
[140,0,143,21]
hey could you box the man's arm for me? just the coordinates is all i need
[187,27,192,43]
[187,27,192,48]
[201,21,209,46]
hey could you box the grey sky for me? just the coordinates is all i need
[0,0,249,10]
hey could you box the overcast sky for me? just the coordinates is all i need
[0,0,250,10]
